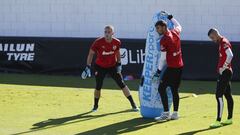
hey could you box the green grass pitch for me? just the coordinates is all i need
[0,73,239,135]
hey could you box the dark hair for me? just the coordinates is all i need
[208,28,216,36]
[155,20,167,27]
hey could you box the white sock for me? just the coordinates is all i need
[163,111,170,115]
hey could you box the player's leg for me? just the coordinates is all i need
[216,70,232,121]
[155,68,171,121]
[109,67,138,111]
[158,83,169,111]
[210,70,229,127]
[92,65,107,111]
[122,86,139,111]
[221,82,234,125]
[169,68,182,120]
[222,70,234,125]
[210,81,224,127]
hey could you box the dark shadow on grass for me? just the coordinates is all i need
[180,95,194,100]
[75,117,156,135]
[12,109,138,135]
[31,111,93,130]
[1,73,240,95]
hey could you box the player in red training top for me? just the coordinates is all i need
[81,25,138,112]
[208,28,234,128]
[152,12,183,122]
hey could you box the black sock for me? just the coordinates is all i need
[225,84,234,120]
[94,97,99,108]
[226,95,234,119]
[172,88,179,112]
[127,95,136,108]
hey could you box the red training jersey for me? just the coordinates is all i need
[91,37,121,68]
[217,37,232,72]
[160,28,184,68]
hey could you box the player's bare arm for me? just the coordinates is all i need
[116,50,121,63]
[116,50,122,73]
[87,49,95,66]
[81,49,94,79]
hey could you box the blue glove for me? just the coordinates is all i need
[81,65,91,79]
[116,62,122,73]
[152,69,161,83]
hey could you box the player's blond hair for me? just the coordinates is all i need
[104,25,114,32]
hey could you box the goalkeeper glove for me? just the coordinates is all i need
[81,65,91,79]
[152,69,161,83]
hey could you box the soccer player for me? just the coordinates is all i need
[152,13,183,122]
[208,28,234,128]
[81,25,139,112]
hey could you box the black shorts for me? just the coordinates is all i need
[161,67,183,89]
[94,64,126,90]
[216,69,232,97]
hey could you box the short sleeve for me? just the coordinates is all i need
[91,40,98,52]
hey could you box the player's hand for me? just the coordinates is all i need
[116,62,122,73]
[219,62,229,75]
[152,69,161,83]
[81,65,91,79]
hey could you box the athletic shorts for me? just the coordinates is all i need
[94,64,126,90]
[216,69,232,93]
[161,67,183,89]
